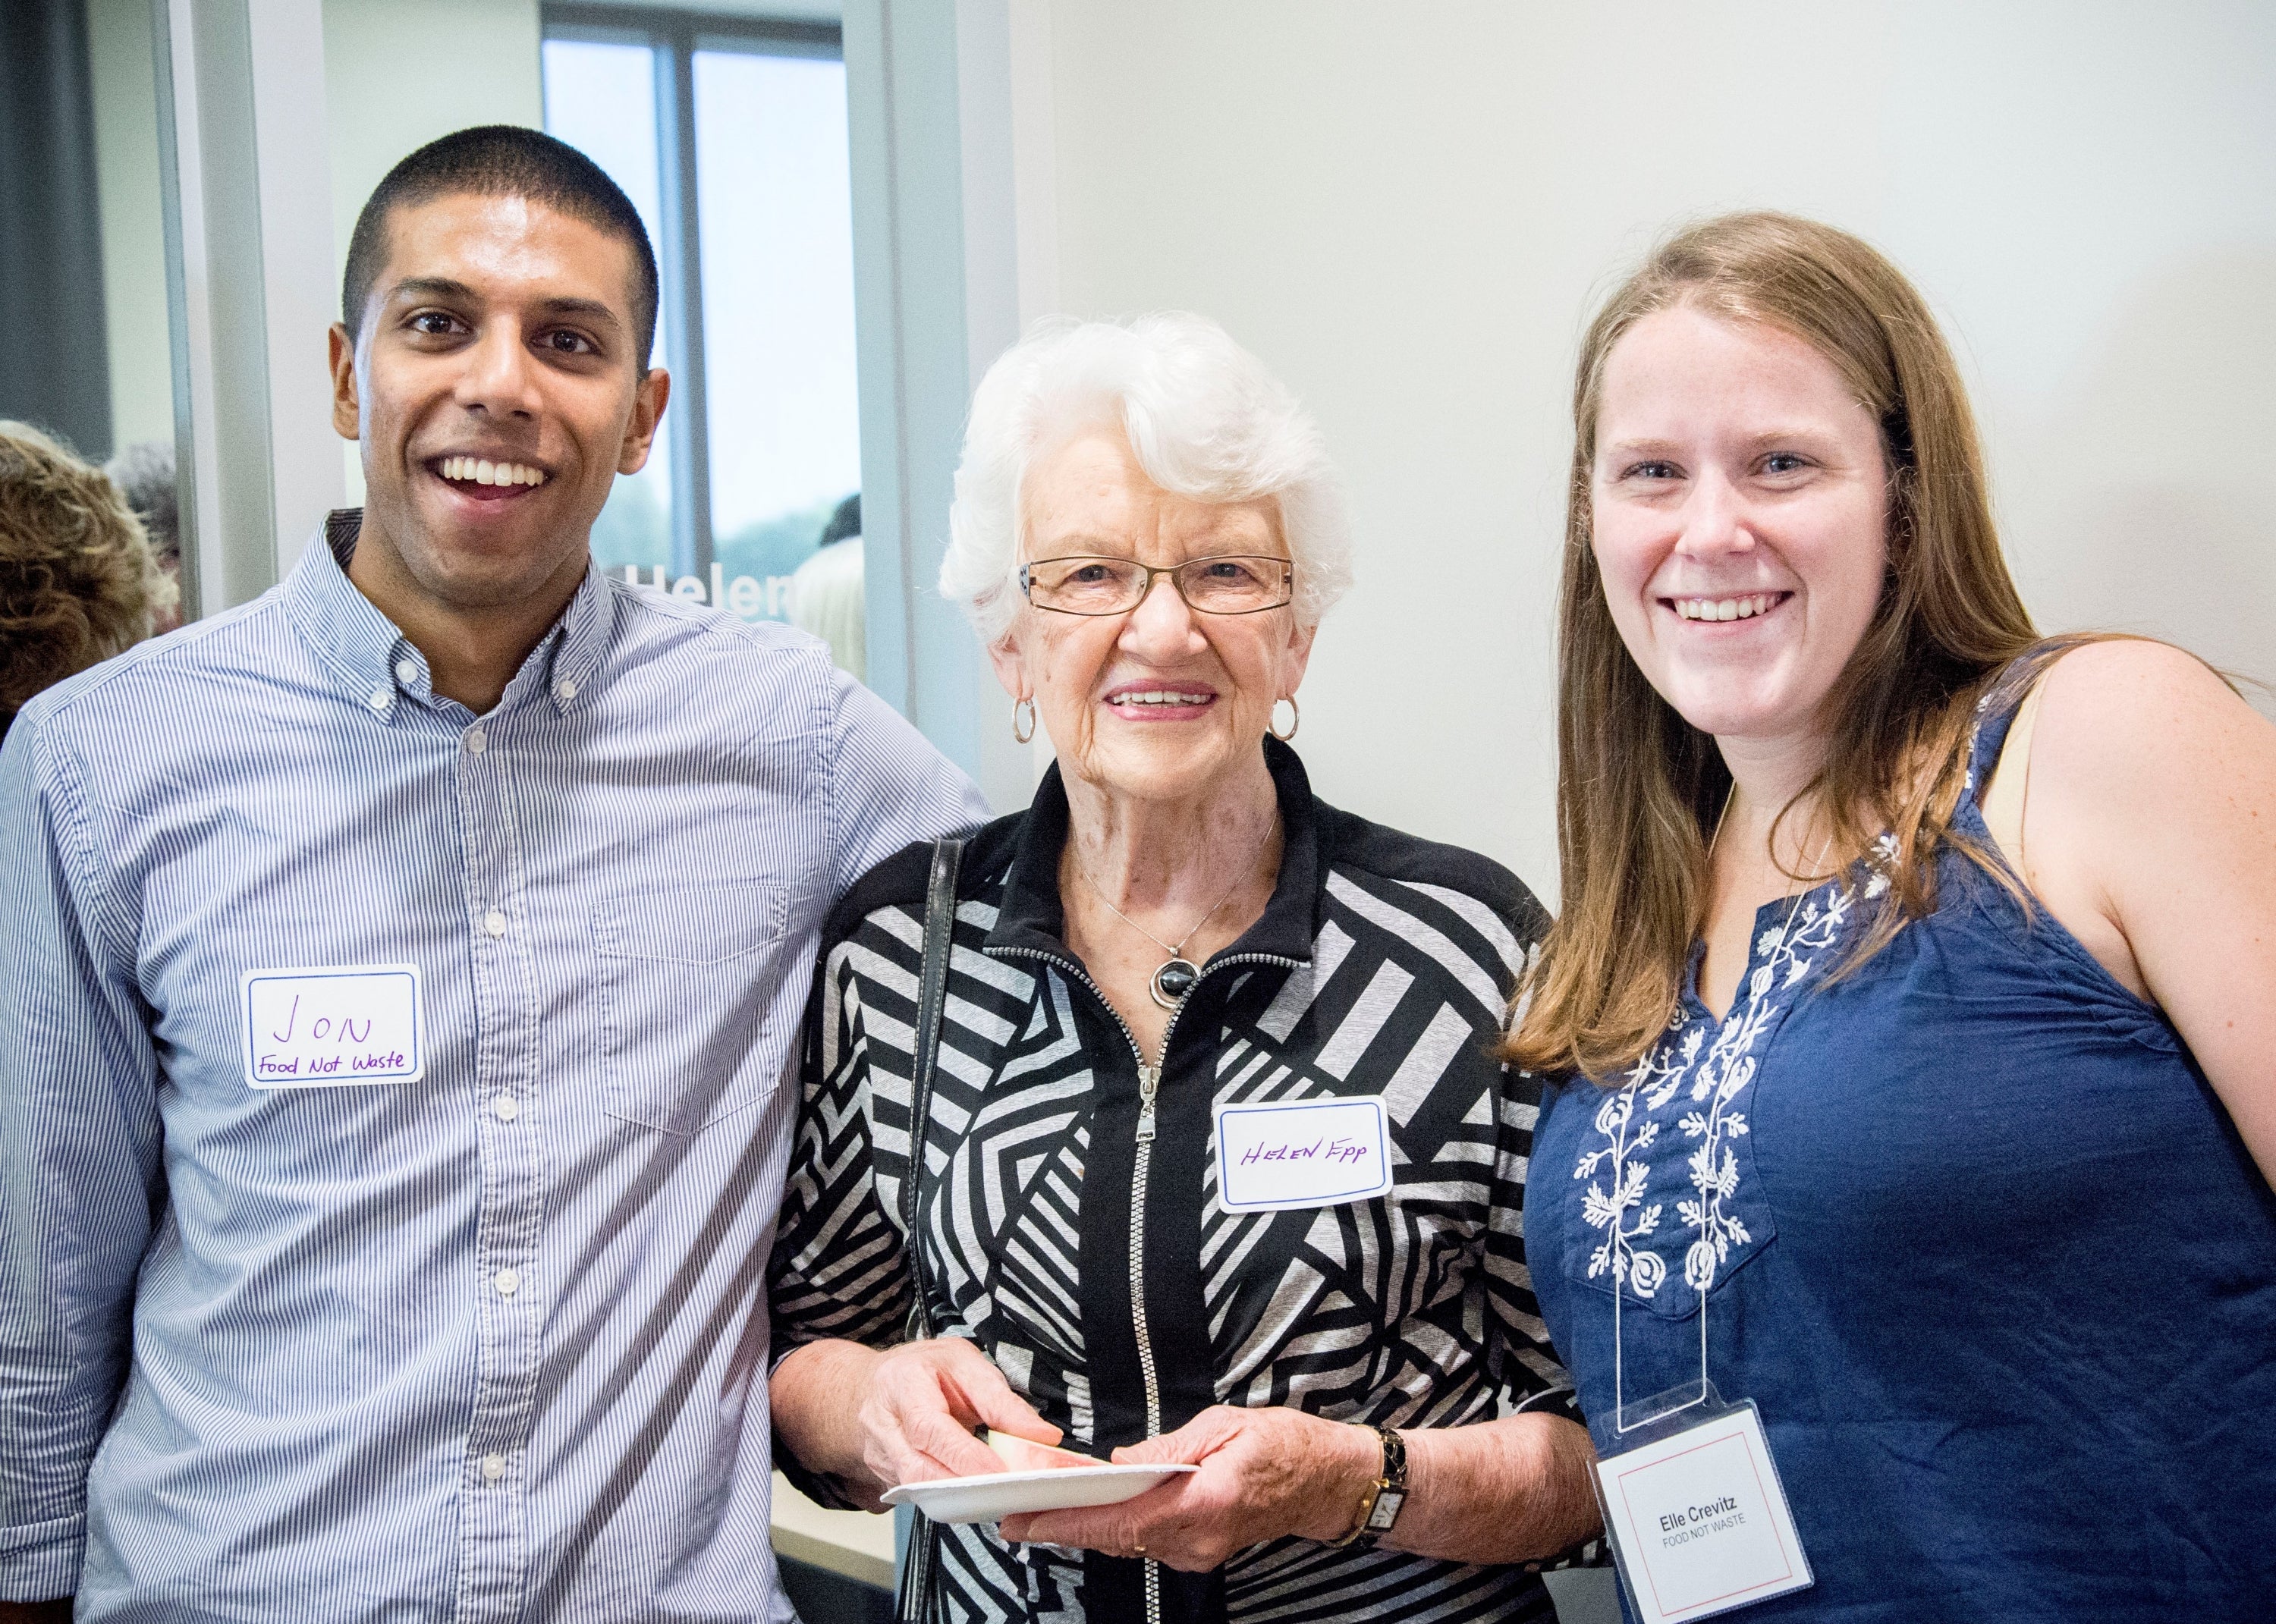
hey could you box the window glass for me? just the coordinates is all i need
[693,49,861,622]
[541,38,674,576]
[539,22,863,666]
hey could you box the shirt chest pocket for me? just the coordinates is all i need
[593,882,791,1136]
[1561,1082,1778,1323]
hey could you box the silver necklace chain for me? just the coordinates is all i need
[1707,785,1837,928]
[1078,815,1279,964]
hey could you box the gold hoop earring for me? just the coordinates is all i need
[1012,696,1037,744]
[1269,696,1300,741]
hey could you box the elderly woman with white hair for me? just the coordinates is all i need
[767,314,1601,1624]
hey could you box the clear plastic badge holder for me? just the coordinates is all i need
[1591,1187,1815,1621]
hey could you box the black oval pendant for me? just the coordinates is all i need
[1149,957,1200,1009]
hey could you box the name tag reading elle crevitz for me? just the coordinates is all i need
[240,965,425,1088]
[1595,1393,1813,1624]
[1212,1095,1392,1213]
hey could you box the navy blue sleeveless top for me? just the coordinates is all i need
[1528,664,2276,1620]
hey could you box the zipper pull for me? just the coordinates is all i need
[1136,1063,1161,1143]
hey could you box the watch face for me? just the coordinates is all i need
[1365,1487,1407,1531]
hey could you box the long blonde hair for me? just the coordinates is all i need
[1504,213,2040,1081]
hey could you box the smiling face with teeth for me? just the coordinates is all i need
[1590,304,1890,755]
[329,190,668,653]
[990,428,1315,808]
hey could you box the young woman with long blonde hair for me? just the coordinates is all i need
[1515,212,2276,1621]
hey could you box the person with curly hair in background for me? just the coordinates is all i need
[0,421,176,743]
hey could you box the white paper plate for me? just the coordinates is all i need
[881,1463,1198,1524]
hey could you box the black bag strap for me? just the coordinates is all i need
[895,835,963,1624]
[901,835,964,1333]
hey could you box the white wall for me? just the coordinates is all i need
[152,0,342,607]
[322,0,544,504]
[1031,0,2276,897]
[87,0,176,458]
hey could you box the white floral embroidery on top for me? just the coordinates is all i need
[1574,877,1857,1302]
[1963,683,2012,796]
[1864,832,1897,900]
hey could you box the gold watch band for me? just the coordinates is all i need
[1328,1425,1407,1547]
[1328,1478,1383,1548]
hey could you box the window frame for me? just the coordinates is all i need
[541,3,845,580]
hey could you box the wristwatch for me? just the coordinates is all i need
[1329,1425,1409,1547]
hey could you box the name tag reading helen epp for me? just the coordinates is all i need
[1214,1095,1393,1212]
[240,964,425,1088]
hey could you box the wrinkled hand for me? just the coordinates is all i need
[852,1337,1061,1509]
[1000,1406,1377,1571]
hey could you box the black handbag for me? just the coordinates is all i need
[894,836,964,1624]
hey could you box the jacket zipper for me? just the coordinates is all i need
[990,946,1302,1624]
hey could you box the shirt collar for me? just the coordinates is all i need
[280,508,611,722]
[985,735,1322,968]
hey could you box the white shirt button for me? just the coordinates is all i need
[479,1453,507,1481]
[555,679,578,700]
[395,658,420,684]
[494,1267,520,1298]
[491,1094,520,1123]
[483,909,508,938]
[464,727,486,755]
[367,686,391,711]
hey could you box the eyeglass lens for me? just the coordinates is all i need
[1023,555,1292,615]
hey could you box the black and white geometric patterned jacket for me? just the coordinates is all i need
[771,740,1580,1624]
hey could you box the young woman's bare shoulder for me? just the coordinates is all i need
[2024,638,2276,1176]
[2029,637,2266,805]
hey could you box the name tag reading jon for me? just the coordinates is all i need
[1214,1095,1392,1212]
[240,964,425,1088]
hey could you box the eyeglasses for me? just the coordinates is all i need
[1018,554,1295,617]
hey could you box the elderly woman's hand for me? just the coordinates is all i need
[999,1405,1377,1569]
[854,1337,1063,1504]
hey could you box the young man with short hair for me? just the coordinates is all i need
[0,127,983,1623]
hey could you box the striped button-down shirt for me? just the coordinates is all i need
[0,514,986,1622]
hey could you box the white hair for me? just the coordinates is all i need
[939,313,1354,640]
